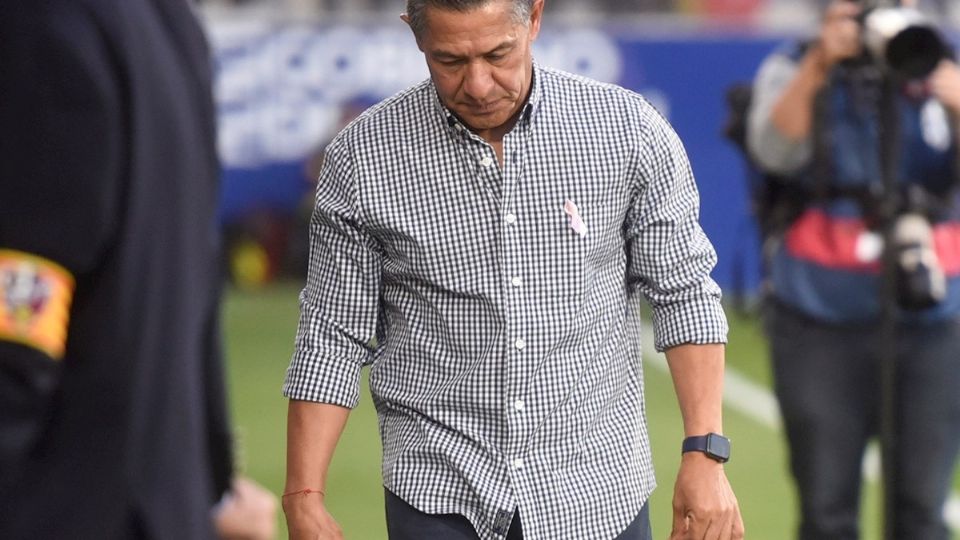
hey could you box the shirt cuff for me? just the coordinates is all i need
[651,300,728,352]
[282,350,364,408]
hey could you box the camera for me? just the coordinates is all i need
[853,0,948,79]
[892,212,947,310]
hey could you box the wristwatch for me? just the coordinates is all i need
[681,433,731,463]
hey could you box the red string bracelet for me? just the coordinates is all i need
[282,488,325,498]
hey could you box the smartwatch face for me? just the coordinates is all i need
[706,433,731,461]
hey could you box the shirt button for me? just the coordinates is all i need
[514,338,525,350]
[511,458,524,470]
[513,399,525,411]
[480,156,493,167]
[505,213,517,225]
[510,276,522,287]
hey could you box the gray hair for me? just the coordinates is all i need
[405,0,535,37]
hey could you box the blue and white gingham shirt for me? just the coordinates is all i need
[284,62,727,540]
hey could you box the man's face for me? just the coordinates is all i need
[408,0,543,135]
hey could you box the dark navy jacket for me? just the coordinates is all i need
[0,1,232,537]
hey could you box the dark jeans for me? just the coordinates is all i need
[765,300,960,540]
[384,488,652,540]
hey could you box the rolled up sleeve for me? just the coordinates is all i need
[626,106,728,352]
[283,135,382,408]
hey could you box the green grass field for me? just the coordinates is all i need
[222,282,952,539]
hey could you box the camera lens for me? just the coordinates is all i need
[863,7,946,79]
[885,26,944,78]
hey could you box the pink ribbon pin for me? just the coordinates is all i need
[563,199,587,237]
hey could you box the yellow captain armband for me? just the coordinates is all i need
[0,249,75,360]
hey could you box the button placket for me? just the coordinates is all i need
[492,510,513,535]
[501,128,530,498]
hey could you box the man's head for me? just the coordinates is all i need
[402,0,544,140]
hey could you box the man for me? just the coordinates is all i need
[747,0,960,537]
[283,1,743,538]
[0,1,276,538]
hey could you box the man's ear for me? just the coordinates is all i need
[529,0,545,42]
[400,13,425,51]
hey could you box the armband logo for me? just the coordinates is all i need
[0,250,75,360]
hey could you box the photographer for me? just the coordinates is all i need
[746,0,960,538]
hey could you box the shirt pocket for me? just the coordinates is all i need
[528,198,624,302]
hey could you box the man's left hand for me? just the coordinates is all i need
[669,452,744,540]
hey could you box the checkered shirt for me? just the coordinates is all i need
[283,62,728,540]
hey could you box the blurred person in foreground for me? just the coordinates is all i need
[0,1,276,538]
[747,0,960,538]
[282,1,743,538]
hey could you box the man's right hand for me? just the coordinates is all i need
[284,401,351,539]
[283,491,343,540]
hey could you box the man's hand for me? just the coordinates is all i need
[283,490,343,540]
[214,476,279,540]
[669,453,744,540]
[283,401,351,539]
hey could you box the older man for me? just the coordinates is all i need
[283,1,743,539]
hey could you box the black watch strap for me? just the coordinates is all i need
[681,432,731,463]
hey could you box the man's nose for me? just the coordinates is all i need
[463,61,495,101]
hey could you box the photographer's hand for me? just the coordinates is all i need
[767,0,863,142]
[929,60,960,118]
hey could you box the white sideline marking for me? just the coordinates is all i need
[640,324,960,531]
